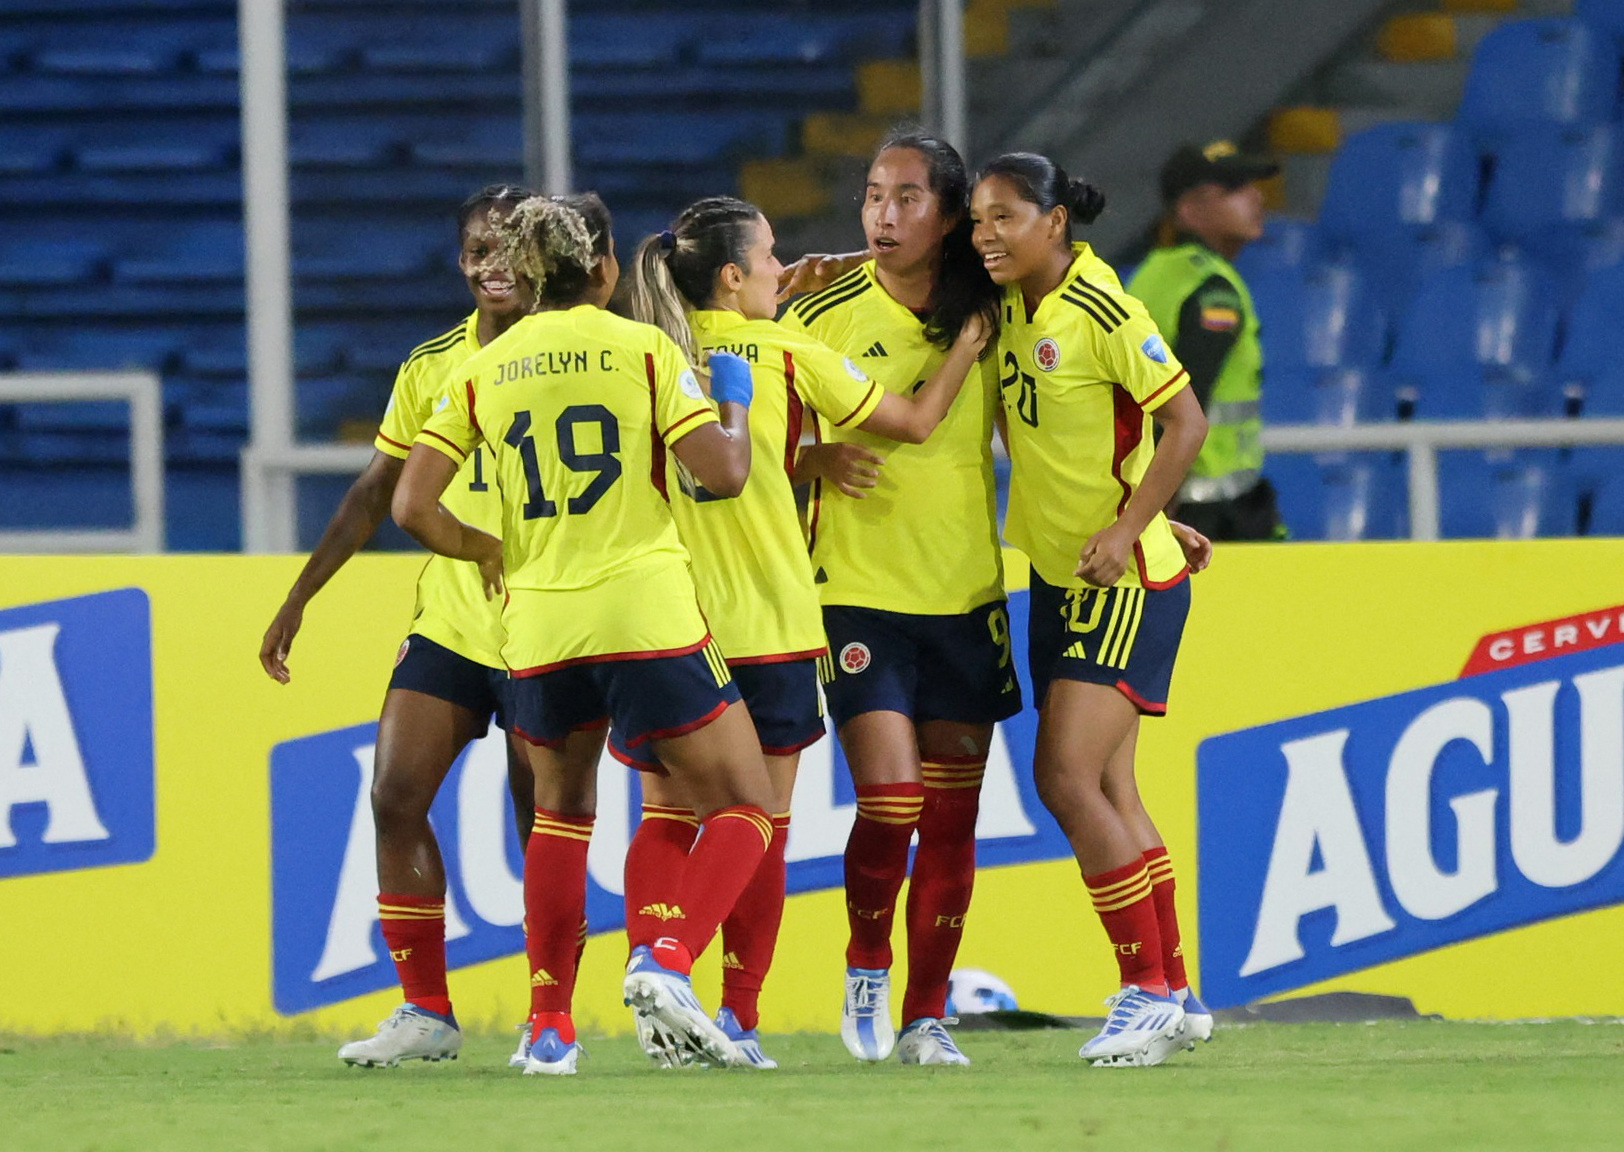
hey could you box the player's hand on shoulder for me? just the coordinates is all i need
[1076,524,1133,587]
[260,600,303,684]
[776,252,862,302]
[706,352,754,409]
[799,442,885,498]
[956,308,993,356]
[1167,519,1212,573]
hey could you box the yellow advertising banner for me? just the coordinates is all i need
[2,541,1621,1038]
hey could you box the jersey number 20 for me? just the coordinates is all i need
[503,404,622,519]
[1000,351,1039,428]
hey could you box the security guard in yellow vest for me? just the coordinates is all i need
[1129,140,1283,541]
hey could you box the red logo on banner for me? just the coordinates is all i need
[1460,604,1624,678]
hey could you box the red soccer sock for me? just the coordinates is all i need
[378,893,452,1018]
[1084,859,1167,996]
[1144,846,1188,992]
[650,805,773,974]
[903,759,984,1022]
[843,783,924,970]
[524,809,594,1017]
[624,804,700,953]
[720,811,790,1032]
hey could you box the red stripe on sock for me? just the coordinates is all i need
[843,783,923,970]
[624,806,699,953]
[1084,860,1166,996]
[903,780,981,1023]
[1144,846,1188,992]
[524,809,594,1016]
[721,814,790,1032]
[378,893,451,1017]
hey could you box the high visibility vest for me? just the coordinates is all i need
[1129,243,1263,503]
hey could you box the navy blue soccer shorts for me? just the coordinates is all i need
[610,656,825,771]
[1026,569,1191,715]
[388,633,511,735]
[509,638,742,754]
[819,601,1023,729]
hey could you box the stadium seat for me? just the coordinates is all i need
[1457,19,1620,144]
[1318,123,1481,262]
[1234,218,1321,279]
[289,119,404,169]
[292,217,440,280]
[1438,451,1580,538]
[569,15,690,69]
[1263,453,1327,540]
[0,125,72,174]
[74,120,238,174]
[1481,123,1624,271]
[14,328,182,374]
[113,220,244,284]
[410,118,522,169]
[1587,470,1624,534]
[0,237,110,287]
[1575,0,1624,48]
[1322,453,1408,540]
[1246,262,1386,373]
[1263,367,1395,426]
[576,112,792,166]
[1388,259,1562,418]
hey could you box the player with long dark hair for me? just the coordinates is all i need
[393,196,775,1075]
[971,152,1210,1067]
[620,194,989,1067]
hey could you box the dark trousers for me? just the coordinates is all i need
[1173,477,1284,542]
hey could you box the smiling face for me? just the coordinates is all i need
[459,207,533,319]
[969,173,1064,287]
[862,147,956,278]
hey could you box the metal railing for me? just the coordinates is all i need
[0,371,165,553]
[1261,418,1624,540]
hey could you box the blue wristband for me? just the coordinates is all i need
[707,351,753,409]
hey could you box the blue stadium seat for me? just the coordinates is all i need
[14,329,182,373]
[0,125,72,174]
[1262,367,1395,426]
[113,220,243,284]
[1319,123,1481,259]
[1481,123,1624,270]
[1246,262,1386,373]
[1322,453,1408,540]
[292,217,440,280]
[411,118,522,169]
[1575,0,1624,48]
[1553,263,1624,389]
[1233,218,1321,279]
[74,120,237,173]
[576,112,791,166]
[1439,450,1580,538]
[1389,259,1562,418]
[0,237,109,287]
[692,12,914,66]
[569,15,690,69]
[1587,470,1624,534]
[289,119,404,169]
[1458,19,1619,144]
[1262,453,1327,539]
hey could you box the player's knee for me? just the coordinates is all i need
[370,771,435,832]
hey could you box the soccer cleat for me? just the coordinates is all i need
[1079,986,1186,1068]
[507,1020,531,1069]
[337,1005,461,1068]
[1173,987,1214,1047]
[635,1010,694,1069]
[715,1006,777,1070]
[623,945,738,1069]
[841,967,895,1062]
[521,1026,580,1076]
[895,1018,970,1066]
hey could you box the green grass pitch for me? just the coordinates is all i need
[2,1021,1619,1151]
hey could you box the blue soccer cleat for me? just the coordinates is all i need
[896,1017,970,1066]
[1079,986,1186,1068]
[1174,986,1214,1047]
[522,1026,581,1076]
[715,1006,777,1070]
[623,945,738,1069]
[841,967,895,1062]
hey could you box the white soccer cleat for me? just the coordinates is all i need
[715,1006,778,1070]
[508,1020,532,1069]
[522,1027,581,1076]
[635,1008,694,1068]
[895,1018,971,1066]
[1173,987,1214,1048]
[623,945,738,1069]
[337,1005,461,1068]
[841,967,895,1062]
[1079,986,1186,1068]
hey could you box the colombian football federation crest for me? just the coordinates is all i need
[839,642,872,674]
[1033,338,1060,372]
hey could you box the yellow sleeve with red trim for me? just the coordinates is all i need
[416,377,478,464]
[1091,289,1190,413]
[780,330,884,430]
[650,330,721,447]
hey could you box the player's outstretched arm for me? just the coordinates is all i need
[857,308,991,445]
[259,450,405,684]
[775,250,869,303]
[392,444,504,599]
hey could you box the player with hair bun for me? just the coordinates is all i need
[618,194,989,1068]
[971,152,1210,1067]
[393,194,778,1076]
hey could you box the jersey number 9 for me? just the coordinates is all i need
[503,404,623,520]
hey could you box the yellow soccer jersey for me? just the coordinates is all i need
[675,309,884,661]
[375,311,505,668]
[418,305,721,674]
[780,262,1004,616]
[997,244,1191,591]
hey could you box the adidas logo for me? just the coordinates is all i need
[639,902,686,922]
[721,951,744,971]
[863,341,888,357]
[1064,641,1088,660]
[531,968,558,987]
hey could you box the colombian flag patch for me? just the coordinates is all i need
[1201,306,1240,332]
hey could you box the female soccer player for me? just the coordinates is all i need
[260,185,598,1069]
[970,152,1209,1068]
[619,195,990,1068]
[393,196,776,1075]
[775,132,1010,1067]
